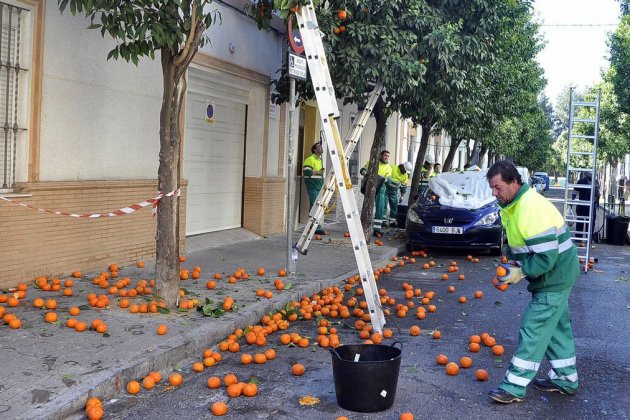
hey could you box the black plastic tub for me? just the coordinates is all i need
[330,342,402,412]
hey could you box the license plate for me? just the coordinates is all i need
[432,226,463,234]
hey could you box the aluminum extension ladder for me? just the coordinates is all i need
[295,2,385,332]
[296,81,383,255]
[555,87,601,272]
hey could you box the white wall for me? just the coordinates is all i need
[201,3,283,80]
[38,1,283,183]
[40,2,163,181]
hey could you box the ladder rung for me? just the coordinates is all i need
[568,151,595,156]
[570,134,595,140]
[567,199,593,205]
[573,101,598,107]
[566,183,594,189]
[572,118,596,123]
[568,167,594,172]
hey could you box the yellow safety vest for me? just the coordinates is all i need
[303,154,323,177]
[500,184,579,292]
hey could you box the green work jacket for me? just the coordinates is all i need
[499,184,580,292]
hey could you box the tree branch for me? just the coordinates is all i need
[174,2,198,67]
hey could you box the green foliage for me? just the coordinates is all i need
[58,0,218,65]
[593,71,630,162]
[609,15,630,113]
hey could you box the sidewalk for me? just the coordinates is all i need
[0,222,404,420]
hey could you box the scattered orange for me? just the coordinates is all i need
[291,363,305,376]
[409,325,421,336]
[127,380,141,394]
[436,354,449,365]
[156,324,168,335]
[496,265,508,277]
[168,373,183,386]
[45,312,57,323]
[492,345,505,356]
[142,376,155,389]
[192,362,204,372]
[211,401,228,416]
[226,383,242,398]
[475,369,489,381]
[460,356,473,368]
[207,376,221,389]
[445,362,459,376]
[224,373,238,386]
[148,371,162,383]
[242,382,258,397]
[432,330,441,339]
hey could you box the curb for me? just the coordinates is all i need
[25,246,402,420]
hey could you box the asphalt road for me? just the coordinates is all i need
[98,243,630,419]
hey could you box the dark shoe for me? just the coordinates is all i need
[315,229,326,235]
[381,221,389,228]
[389,220,397,228]
[533,378,576,396]
[488,388,524,404]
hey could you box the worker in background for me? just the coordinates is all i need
[386,161,413,228]
[430,163,442,178]
[486,161,580,404]
[302,143,326,235]
[360,150,392,236]
[418,153,435,195]
[572,172,600,243]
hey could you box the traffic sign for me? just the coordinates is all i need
[288,51,307,81]
[288,13,304,54]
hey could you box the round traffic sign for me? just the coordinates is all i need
[288,13,304,54]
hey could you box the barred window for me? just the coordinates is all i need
[0,1,29,192]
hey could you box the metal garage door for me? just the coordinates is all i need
[184,67,248,235]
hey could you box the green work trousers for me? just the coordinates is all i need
[499,288,578,398]
[386,182,400,219]
[374,183,388,232]
[305,178,325,234]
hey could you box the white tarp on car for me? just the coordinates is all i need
[427,170,496,210]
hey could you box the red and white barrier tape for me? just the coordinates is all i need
[0,188,180,219]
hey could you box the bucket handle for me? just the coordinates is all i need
[329,347,342,360]
[391,341,403,351]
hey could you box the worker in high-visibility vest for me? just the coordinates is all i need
[486,161,580,404]
[302,143,326,235]
[360,150,392,235]
[418,153,435,195]
[386,161,413,227]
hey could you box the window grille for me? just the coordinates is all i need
[0,1,29,191]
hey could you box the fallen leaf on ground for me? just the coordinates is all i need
[299,396,321,406]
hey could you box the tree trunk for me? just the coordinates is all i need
[410,121,432,195]
[360,97,387,240]
[442,137,462,172]
[465,139,473,164]
[155,50,185,308]
[479,144,488,168]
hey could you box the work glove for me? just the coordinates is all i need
[496,263,525,285]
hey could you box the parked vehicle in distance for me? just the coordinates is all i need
[405,171,504,254]
[530,176,546,194]
[533,171,550,191]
